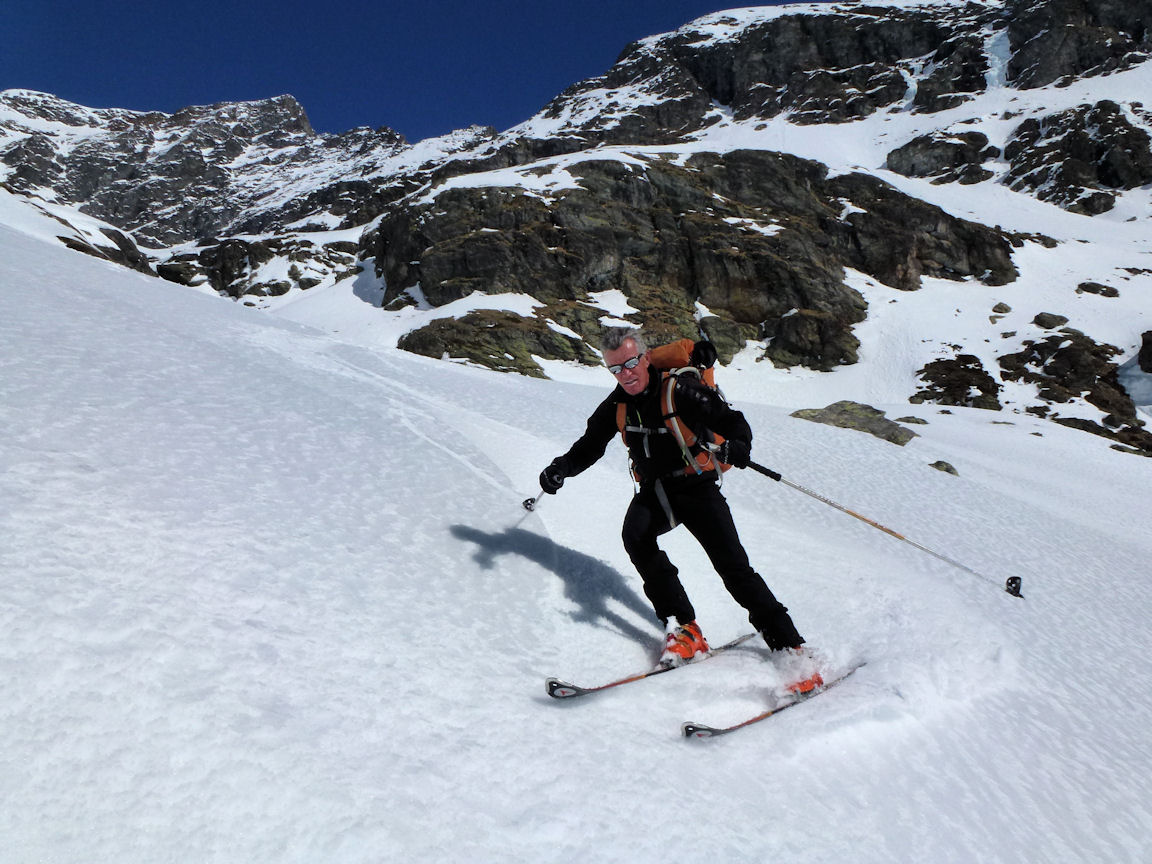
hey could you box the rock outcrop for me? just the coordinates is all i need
[911,355,1004,411]
[999,328,1152,450]
[1004,100,1152,214]
[371,150,1015,372]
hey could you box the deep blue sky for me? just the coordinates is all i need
[2,1,799,142]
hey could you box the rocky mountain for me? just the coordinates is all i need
[1,0,1150,453]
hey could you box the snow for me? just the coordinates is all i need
[4,4,1152,857]
[584,288,642,329]
[4,187,1152,863]
[636,0,965,50]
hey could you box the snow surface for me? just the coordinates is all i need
[4,188,1152,863]
[4,3,1152,858]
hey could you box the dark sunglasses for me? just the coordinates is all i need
[607,353,644,375]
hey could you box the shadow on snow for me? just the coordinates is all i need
[450,524,658,649]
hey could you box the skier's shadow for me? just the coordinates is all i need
[449,524,657,648]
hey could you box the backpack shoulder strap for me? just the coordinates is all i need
[661,367,731,477]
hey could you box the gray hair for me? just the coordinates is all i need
[601,326,647,355]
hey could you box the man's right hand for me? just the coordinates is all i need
[539,457,569,494]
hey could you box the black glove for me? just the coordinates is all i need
[690,340,718,369]
[718,438,751,468]
[539,457,569,494]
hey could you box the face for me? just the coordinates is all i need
[604,338,651,396]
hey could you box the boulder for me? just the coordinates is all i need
[886,131,999,184]
[765,309,860,371]
[790,401,920,445]
[1033,312,1070,329]
[156,258,205,286]
[1076,281,1119,297]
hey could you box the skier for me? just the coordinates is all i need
[539,326,818,688]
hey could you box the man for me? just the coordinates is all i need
[540,326,816,688]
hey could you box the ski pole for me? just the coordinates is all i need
[522,489,546,512]
[747,461,1023,598]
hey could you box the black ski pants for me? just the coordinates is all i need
[621,475,803,650]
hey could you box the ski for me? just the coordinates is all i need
[545,632,759,699]
[682,662,865,740]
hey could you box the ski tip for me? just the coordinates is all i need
[682,722,720,740]
[545,677,582,699]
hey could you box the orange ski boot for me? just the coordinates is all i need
[783,646,824,695]
[658,619,710,668]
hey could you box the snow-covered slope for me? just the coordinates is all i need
[3,179,1151,862]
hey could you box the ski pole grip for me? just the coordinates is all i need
[748,461,782,482]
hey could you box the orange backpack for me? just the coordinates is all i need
[614,338,732,478]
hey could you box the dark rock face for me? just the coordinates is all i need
[887,131,1000,184]
[1004,100,1152,214]
[824,172,1017,291]
[911,355,1003,410]
[549,1,1000,142]
[57,227,155,275]
[1140,331,1152,372]
[913,32,993,113]
[667,4,1002,123]
[790,401,920,446]
[0,92,409,245]
[185,236,359,298]
[373,150,1016,373]
[1006,0,1152,89]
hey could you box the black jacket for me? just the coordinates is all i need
[559,368,752,484]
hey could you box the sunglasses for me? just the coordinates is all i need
[607,354,644,375]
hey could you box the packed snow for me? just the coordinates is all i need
[3,178,1152,863]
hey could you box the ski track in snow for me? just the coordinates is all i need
[3,212,1152,858]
